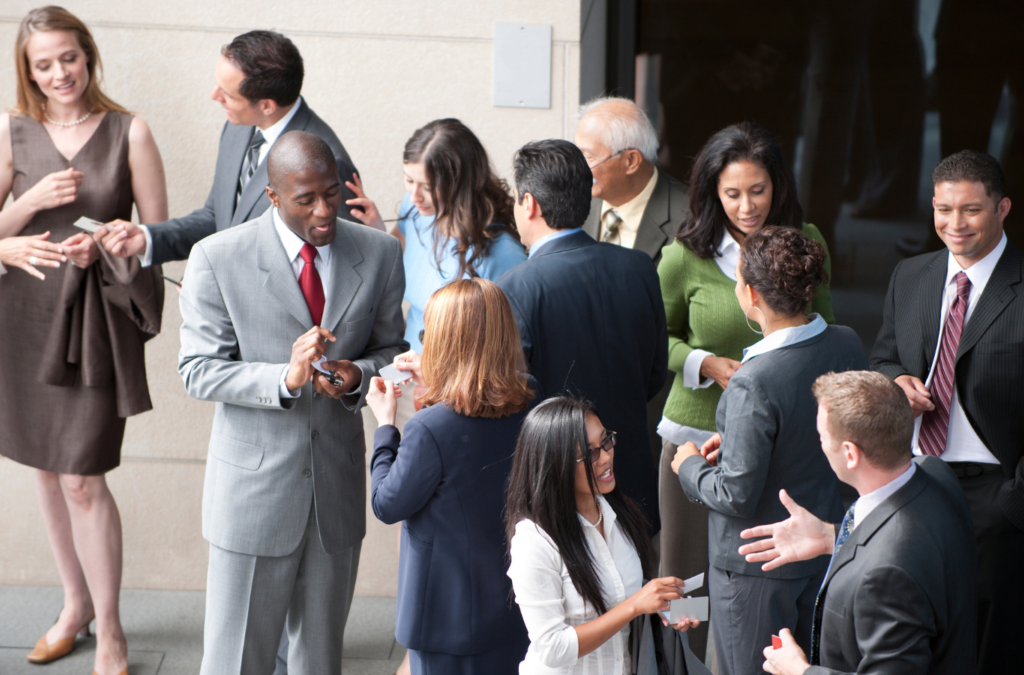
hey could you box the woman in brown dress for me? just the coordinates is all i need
[0,8,167,675]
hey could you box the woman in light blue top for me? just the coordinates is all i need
[346,118,526,352]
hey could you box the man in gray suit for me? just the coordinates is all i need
[178,131,406,675]
[99,30,360,266]
[741,371,977,675]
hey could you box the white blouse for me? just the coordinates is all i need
[507,495,644,675]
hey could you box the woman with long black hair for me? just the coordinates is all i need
[506,397,697,674]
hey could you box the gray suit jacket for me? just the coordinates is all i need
[148,100,358,266]
[178,209,407,557]
[809,456,977,675]
[679,326,868,579]
[582,169,688,265]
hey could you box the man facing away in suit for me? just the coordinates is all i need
[98,30,361,266]
[739,371,977,675]
[177,131,406,675]
[869,150,1024,674]
[496,139,668,533]
[575,95,690,480]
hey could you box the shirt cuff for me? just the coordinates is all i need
[138,225,154,268]
[683,349,715,389]
[279,365,300,399]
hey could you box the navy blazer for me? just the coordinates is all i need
[370,378,539,655]
[497,230,668,531]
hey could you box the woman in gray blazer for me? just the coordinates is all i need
[670,228,867,675]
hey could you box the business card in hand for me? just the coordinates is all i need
[74,216,104,233]
[662,596,709,624]
[380,364,413,385]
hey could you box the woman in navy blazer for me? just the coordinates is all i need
[367,278,539,675]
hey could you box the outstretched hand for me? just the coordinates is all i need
[738,489,835,571]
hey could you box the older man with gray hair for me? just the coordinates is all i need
[575,96,688,265]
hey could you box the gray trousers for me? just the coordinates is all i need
[201,505,361,675]
[709,565,823,675]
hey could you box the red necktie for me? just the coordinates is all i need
[298,243,325,326]
[919,271,972,456]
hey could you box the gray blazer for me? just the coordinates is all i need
[582,169,689,265]
[679,326,868,579]
[148,100,358,266]
[808,456,977,675]
[178,209,407,557]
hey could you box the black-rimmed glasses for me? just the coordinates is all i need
[575,431,617,463]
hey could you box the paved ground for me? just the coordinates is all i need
[0,585,404,675]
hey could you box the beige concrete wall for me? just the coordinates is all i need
[0,1,581,595]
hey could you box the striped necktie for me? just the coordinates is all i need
[237,129,266,204]
[810,503,856,665]
[919,272,972,456]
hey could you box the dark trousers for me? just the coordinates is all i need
[957,468,1024,675]
[709,565,823,675]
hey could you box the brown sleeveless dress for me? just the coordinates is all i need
[0,111,164,475]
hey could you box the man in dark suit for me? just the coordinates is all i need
[870,150,1024,674]
[575,96,689,474]
[739,371,977,675]
[98,30,360,266]
[496,139,668,532]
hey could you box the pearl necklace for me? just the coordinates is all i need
[44,107,93,128]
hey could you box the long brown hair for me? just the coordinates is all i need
[419,279,533,418]
[12,6,129,120]
[403,119,518,279]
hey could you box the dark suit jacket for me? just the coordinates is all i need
[582,169,689,265]
[809,456,978,675]
[870,241,1024,529]
[369,378,539,654]
[496,231,668,531]
[147,100,358,265]
[679,326,867,578]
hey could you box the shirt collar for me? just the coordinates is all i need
[851,462,916,530]
[272,207,332,265]
[601,167,659,233]
[528,227,582,258]
[945,232,1007,299]
[741,313,827,363]
[258,96,303,149]
[718,227,740,256]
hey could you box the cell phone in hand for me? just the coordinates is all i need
[380,364,413,385]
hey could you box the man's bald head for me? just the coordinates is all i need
[267,130,338,191]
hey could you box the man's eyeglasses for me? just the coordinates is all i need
[586,149,635,170]
[575,431,617,463]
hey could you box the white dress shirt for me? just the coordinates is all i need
[851,462,916,530]
[508,495,643,675]
[599,169,659,249]
[911,234,1006,464]
[138,98,305,267]
[272,207,332,399]
[656,229,742,447]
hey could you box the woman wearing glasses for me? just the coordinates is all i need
[506,397,698,674]
[670,228,865,675]
[367,278,538,675]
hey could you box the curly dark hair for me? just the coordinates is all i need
[403,119,518,279]
[676,122,803,258]
[739,228,828,317]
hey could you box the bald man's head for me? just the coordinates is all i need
[267,131,338,191]
[265,131,341,247]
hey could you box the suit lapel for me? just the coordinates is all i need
[633,171,672,259]
[917,252,948,371]
[320,223,364,332]
[957,243,1021,360]
[583,198,602,240]
[822,471,927,589]
[255,210,312,328]
[232,104,316,227]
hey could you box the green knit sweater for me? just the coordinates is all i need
[657,223,835,431]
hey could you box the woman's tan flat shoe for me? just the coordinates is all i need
[25,615,93,664]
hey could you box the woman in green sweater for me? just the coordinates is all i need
[655,121,833,660]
